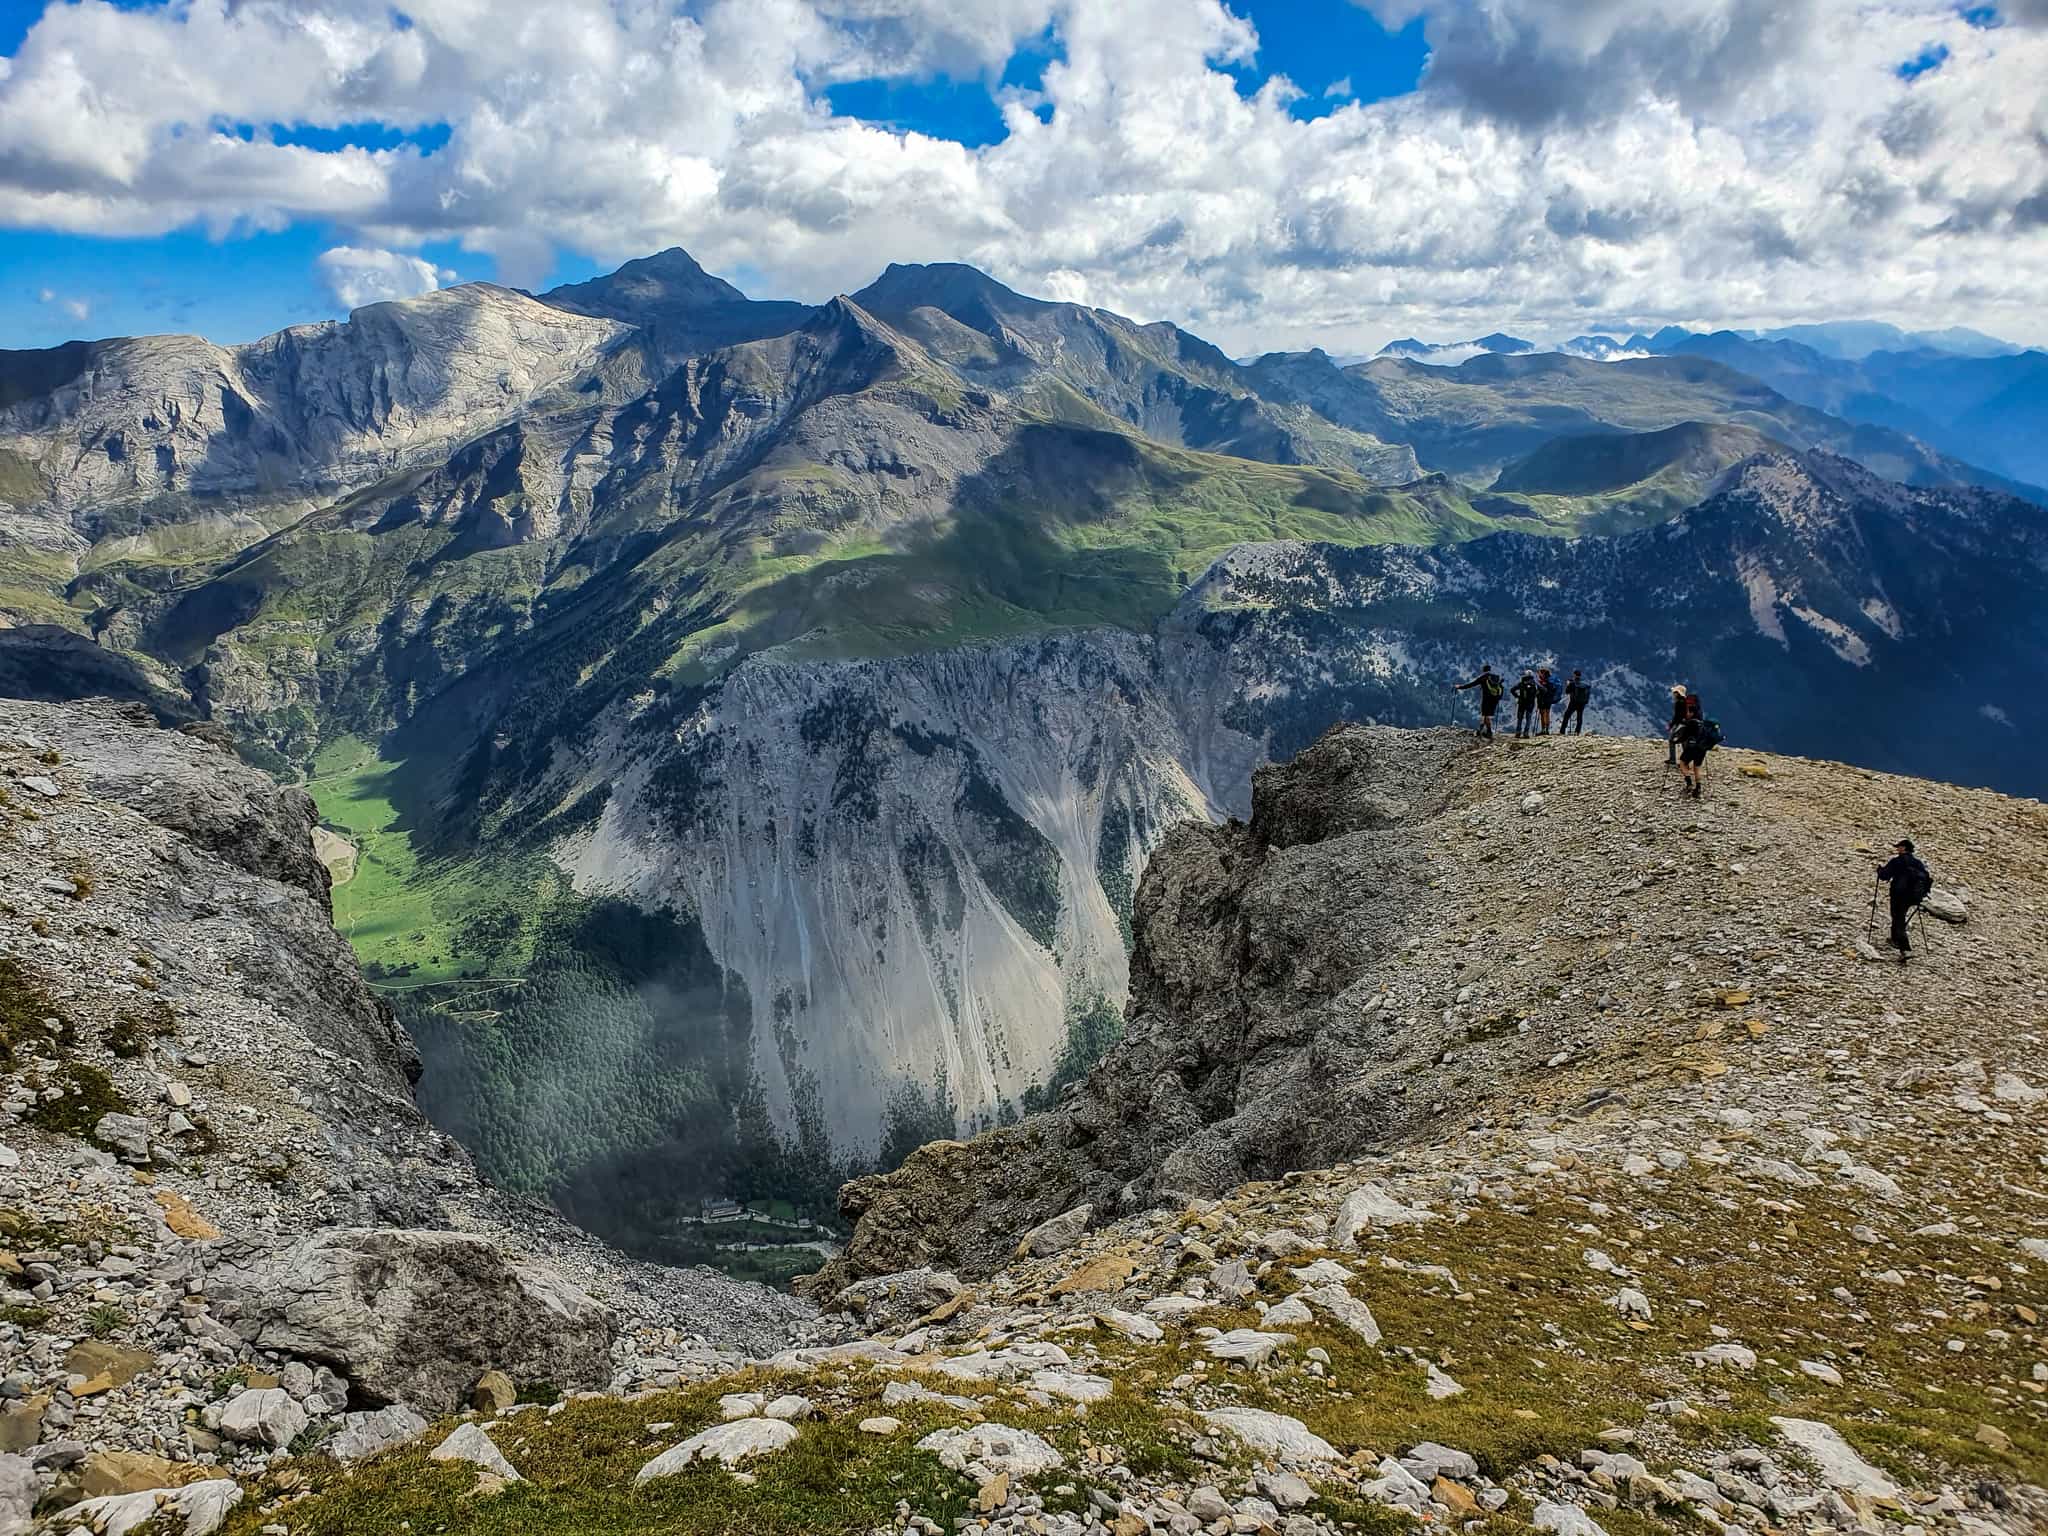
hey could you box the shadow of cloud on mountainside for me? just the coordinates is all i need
[0,625,197,723]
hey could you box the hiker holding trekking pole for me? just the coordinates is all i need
[1455,666,1505,739]
[1875,838,1933,963]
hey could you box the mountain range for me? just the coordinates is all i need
[2,246,2045,1259]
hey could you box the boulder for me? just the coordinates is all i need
[1922,888,1969,924]
[429,1423,521,1482]
[214,1228,614,1413]
[1205,1329,1291,1368]
[325,1405,429,1462]
[1401,1442,1479,1482]
[470,1370,516,1413]
[915,1424,1064,1482]
[1332,1183,1433,1247]
[219,1387,306,1449]
[1769,1417,1898,1500]
[829,1267,963,1333]
[1199,1407,1338,1463]
[636,1419,799,1482]
[1302,1284,1381,1343]
[1015,1205,1092,1259]
[1689,1342,1756,1370]
[1257,1470,1315,1509]
[1533,1501,1609,1536]
[92,1113,152,1163]
[0,1454,34,1536]
[59,1480,242,1536]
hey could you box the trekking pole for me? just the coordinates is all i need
[1866,878,1879,931]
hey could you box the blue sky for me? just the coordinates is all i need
[0,0,1427,349]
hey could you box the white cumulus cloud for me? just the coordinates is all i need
[36,284,89,321]
[316,245,454,310]
[0,0,2042,351]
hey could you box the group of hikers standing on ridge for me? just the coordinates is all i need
[1453,667,1720,797]
[1449,665,1934,964]
[1453,665,1590,740]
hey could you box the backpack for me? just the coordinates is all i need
[1698,719,1723,750]
[1898,858,1933,905]
[1480,675,1504,705]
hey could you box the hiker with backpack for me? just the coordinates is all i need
[1510,671,1538,738]
[1560,670,1590,734]
[1665,685,1689,765]
[1670,704,1721,797]
[1535,667,1560,734]
[1875,838,1932,962]
[1455,665,1505,739]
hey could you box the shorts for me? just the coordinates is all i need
[1680,745,1707,766]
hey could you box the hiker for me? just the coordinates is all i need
[1560,670,1590,734]
[1535,667,1560,734]
[1875,838,1932,963]
[1454,665,1505,739]
[1510,671,1538,738]
[1670,706,1720,798]
[1665,685,1689,765]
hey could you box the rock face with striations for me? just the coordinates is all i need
[813,725,1478,1288]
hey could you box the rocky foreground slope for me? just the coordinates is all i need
[3,708,2044,1536]
[0,700,814,1531]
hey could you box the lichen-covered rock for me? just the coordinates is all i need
[635,1419,798,1482]
[1198,1408,1338,1463]
[215,1228,615,1413]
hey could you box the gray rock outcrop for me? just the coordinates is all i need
[813,725,1471,1288]
[214,1228,615,1414]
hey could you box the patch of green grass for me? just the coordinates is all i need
[26,1061,136,1141]
[0,956,69,1066]
[309,741,554,988]
[83,1302,126,1338]
[1165,1171,2046,1495]
[104,998,176,1058]
[0,1305,52,1330]
[221,1375,979,1536]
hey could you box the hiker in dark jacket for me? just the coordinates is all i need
[1535,667,1560,734]
[1876,838,1931,962]
[1671,708,1715,798]
[1510,672,1538,738]
[1454,666,1504,739]
[1560,670,1590,734]
[1665,685,1689,765]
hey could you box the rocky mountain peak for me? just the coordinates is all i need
[850,261,1048,332]
[542,246,750,319]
